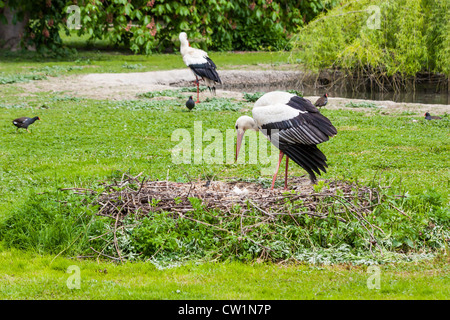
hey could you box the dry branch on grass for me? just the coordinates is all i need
[65,172,388,262]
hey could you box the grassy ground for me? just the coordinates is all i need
[0,47,449,299]
[1,248,448,299]
[0,47,290,83]
[1,91,448,215]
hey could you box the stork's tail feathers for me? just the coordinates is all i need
[283,144,328,184]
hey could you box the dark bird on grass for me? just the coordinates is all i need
[12,116,40,133]
[179,32,222,103]
[424,112,442,120]
[186,96,195,111]
[235,91,337,190]
[314,93,328,109]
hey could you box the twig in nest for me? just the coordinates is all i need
[90,247,121,261]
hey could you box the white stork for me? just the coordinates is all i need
[235,91,337,189]
[179,32,222,103]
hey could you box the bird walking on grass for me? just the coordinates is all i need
[12,116,40,133]
[179,32,222,103]
[186,96,195,111]
[235,91,337,190]
[314,93,328,109]
[424,112,442,120]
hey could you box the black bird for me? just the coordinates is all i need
[12,116,40,133]
[186,96,195,111]
[314,93,328,109]
[424,112,442,120]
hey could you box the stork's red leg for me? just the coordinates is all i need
[284,156,289,190]
[271,151,284,190]
[195,76,200,103]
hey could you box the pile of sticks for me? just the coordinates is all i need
[67,172,389,262]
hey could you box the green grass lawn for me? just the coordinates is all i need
[0,47,291,84]
[1,92,448,214]
[0,49,449,299]
[1,248,448,299]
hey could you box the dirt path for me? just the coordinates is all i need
[16,69,450,114]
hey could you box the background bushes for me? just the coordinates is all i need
[290,0,450,77]
[1,0,339,55]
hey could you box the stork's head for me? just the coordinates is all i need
[235,116,258,162]
[179,32,188,43]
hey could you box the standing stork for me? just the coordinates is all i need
[235,91,337,189]
[179,32,222,103]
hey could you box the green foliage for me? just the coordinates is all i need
[2,1,339,54]
[0,73,47,84]
[345,101,379,108]
[193,97,246,111]
[4,181,447,265]
[0,65,83,84]
[138,87,206,99]
[69,0,301,53]
[138,89,246,111]
[243,90,302,102]
[3,0,75,56]
[243,91,265,102]
[291,0,450,76]
[0,191,96,255]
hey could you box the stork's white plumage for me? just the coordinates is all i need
[179,32,221,103]
[235,91,337,189]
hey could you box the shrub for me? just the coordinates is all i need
[0,191,97,255]
[290,0,450,78]
[1,1,339,54]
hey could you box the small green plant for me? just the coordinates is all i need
[0,73,47,84]
[313,180,329,193]
[286,89,303,96]
[345,101,379,108]
[122,63,143,70]
[194,97,245,112]
[243,92,265,102]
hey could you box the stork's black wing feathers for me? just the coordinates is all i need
[189,56,222,84]
[262,112,337,145]
[282,144,328,183]
[205,56,217,70]
[259,99,337,183]
[286,96,320,113]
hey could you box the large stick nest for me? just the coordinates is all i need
[68,172,397,262]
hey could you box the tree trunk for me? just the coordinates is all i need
[0,5,30,51]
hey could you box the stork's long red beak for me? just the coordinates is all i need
[235,130,245,162]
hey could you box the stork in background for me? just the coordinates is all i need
[235,91,337,189]
[179,32,222,103]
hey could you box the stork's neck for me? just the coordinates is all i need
[180,39,189,55]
